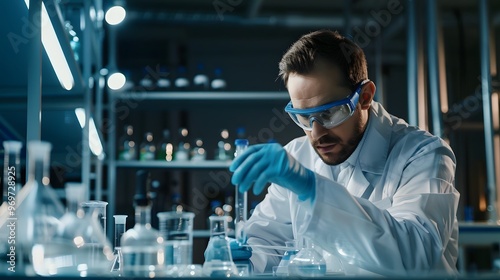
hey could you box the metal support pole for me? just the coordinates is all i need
[81,0,92,201]
[479,0,499,223]
[374,37,385,107]
[426,0,443,137]
[26,0,42,178]
[407,0,418,126]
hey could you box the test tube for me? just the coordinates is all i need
[233,139,249,244]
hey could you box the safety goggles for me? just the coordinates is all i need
[285,80,368,130]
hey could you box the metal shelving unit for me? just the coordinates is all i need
[106,90,290,237]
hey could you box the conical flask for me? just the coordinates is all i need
[202,215,238,277]
[275,240,299,277]
[121,170,166,277]
[2,140,23,204]
[287,237,326,277]
[0,141,66,274]
[0,140,23,271]
[38,182,114,276]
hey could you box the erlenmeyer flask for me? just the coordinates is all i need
[275,240,299,277]
[287,237,326,277]
[2,140,23,203]
[121,170,166,277]
[0,140,23,272]
[0,141,66,275]
[202,215,238,277]
[33,182,114,276]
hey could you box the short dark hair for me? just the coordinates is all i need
[278,30,368,90]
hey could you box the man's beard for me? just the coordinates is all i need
[312,115,366,165]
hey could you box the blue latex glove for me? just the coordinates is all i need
[230,143,316,200]
[204,237,252,262]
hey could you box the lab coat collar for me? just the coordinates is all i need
[355,101,392,175]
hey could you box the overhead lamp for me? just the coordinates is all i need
[105,4,126,25]
[75,108,104,159]
[107,72,126,90]
[24,0,75,90]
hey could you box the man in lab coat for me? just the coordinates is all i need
[229,30,459,276]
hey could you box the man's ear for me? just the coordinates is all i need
[359,81,376,109]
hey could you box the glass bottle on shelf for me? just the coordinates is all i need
[174,66,190,91]
[214,129,232,161]
[139,66,154,90]
[211,67,227,90]
[121,170,166,277]
[287,237,327,277]
[156,129,174,161]
[156,66,171,91]
[190,138,206,161]
[2,140,23,204]
[202,216,238,277]
[175,128,190,161]
[233,139,249,245]
[111,215,128,275]
[118,125,136,161]
[192,63,210,91]
[139,132,156,161]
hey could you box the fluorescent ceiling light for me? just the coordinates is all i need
[25,0,75,90]
[75,108,104,158]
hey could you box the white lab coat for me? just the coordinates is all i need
[246,101,459,277]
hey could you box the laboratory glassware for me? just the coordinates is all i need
[2,140,22,204]
[0,141,65,274]
[40,182,113,276]
[175,128,190,161]
[275,240,300,277]
[139,132,156,161]
[121,170,166,277]
[202,215,238,277]
[111,215,128,274]
[156,129,174,161]
[211,67,227,90]
[214,129,232,161]
[118,125,136,160]
[157,211,195,266]
[81,200,108,237]
[287,237,327,277]
[234,139,249,245]
[190,138,206,161]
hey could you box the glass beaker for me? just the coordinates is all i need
[110,215,127,274]
[287,237,326,277]
[81,200,108,237]
[37,182,114,276]
[275,240,299,277]
[157,211,195,266]
[202,215,238,277]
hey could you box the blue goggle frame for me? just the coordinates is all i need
[284,80,368,130]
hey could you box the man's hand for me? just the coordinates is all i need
[230,143,315,200]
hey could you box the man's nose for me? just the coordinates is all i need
[310,119,328,139]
